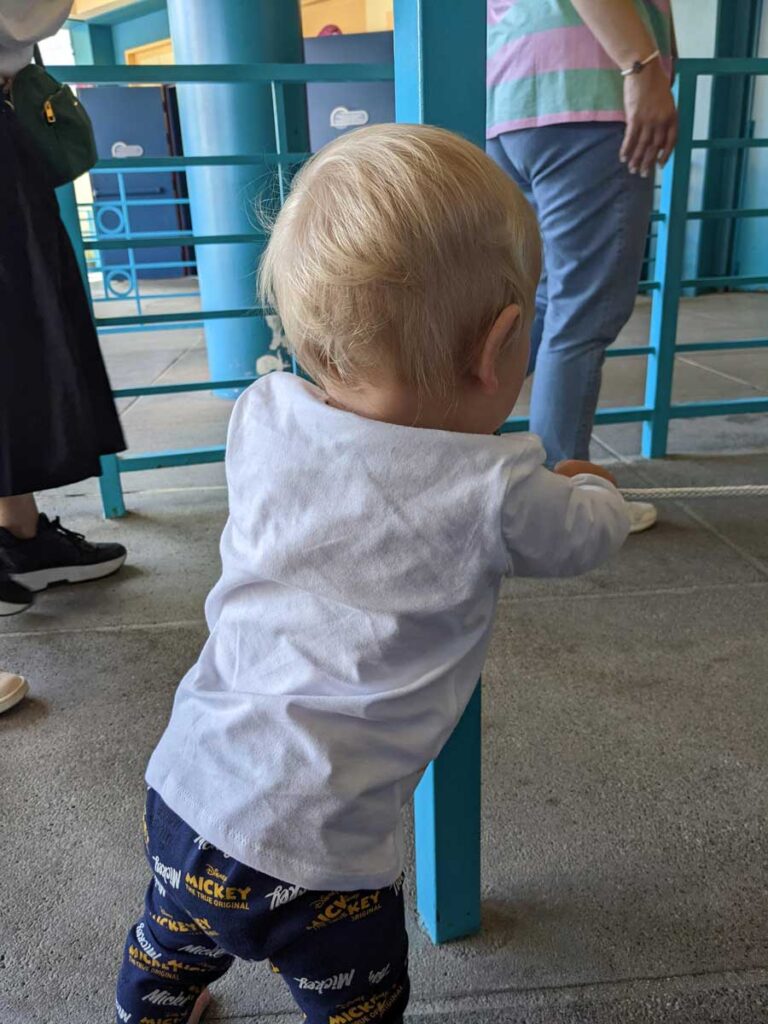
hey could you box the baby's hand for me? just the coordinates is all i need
[554,460,618,487]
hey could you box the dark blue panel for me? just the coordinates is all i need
[304,31,394,152]
[86,84,187,279]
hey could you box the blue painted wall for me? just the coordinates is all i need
[112,10,171,63]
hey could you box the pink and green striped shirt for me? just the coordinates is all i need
[487,0,673,139]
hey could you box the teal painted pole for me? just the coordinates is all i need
[98,453,127,519]
[394,0,486,944]
[57,182,127,518]
[642,70,697,458]
[166,0,308,397]
[67,21,116,66]
[394,0,486,147]
[63,26,126,517]
[414,685,482,943]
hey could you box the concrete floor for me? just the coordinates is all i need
[1,292,767,1023]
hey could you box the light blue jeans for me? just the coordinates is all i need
[488,123,655,464]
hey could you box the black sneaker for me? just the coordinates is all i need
[0,570,34,616]
[0,514,127,592]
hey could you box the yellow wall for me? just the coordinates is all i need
[300,0,393,37]
[71,0,137,18]
[365,0,394,32]
[124,37,174,65]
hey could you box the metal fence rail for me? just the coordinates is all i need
[50,58,768,518]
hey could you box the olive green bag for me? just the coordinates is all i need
[10,46,97,187]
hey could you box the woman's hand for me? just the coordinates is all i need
[569,0,678,176]
[620,61,678,177]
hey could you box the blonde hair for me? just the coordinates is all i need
[259,123,540,396]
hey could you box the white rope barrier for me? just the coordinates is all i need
[620,484,768,499]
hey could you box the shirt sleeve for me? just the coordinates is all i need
[501,440,631,578]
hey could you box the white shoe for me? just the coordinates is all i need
[0,672,28,714]
[626,500,658,534]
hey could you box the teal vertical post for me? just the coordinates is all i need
[642,70,697,458]
[98,453,127,519]
[57,182,126,518]
[66,23,126,516]
[167,0,308,397]
[394,0,486,943]
[394,0,486,146]
[67,21,116,66]
[414,685,482,943]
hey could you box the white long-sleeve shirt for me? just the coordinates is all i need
[146,372,630,890]
[0,1,72,77]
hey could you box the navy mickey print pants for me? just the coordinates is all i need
[116,789,409,1024]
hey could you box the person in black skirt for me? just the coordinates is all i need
[1,1,127,712]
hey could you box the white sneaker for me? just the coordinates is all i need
[626,500,658,534]
[0,672,28,714]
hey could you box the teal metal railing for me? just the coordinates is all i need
[51,58,768,518]
[85,168,199,323]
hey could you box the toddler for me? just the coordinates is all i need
[115,123,630,1024]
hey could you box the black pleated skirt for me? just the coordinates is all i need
[0,98,125,496]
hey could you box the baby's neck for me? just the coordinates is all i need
[325,381,467,433]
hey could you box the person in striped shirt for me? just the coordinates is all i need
[488,0,678,533]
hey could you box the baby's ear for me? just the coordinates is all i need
[473,305,520,393]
